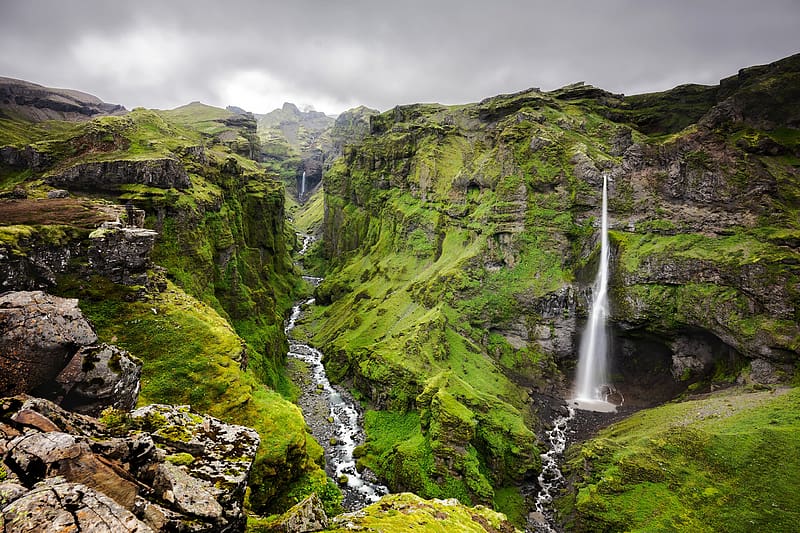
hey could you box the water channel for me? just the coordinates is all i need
[286,235,389,510]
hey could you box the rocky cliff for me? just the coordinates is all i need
[0,77,127,122]
[0,98,338,523]
[310,52,800,520]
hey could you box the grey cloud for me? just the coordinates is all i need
[1,0,798,114]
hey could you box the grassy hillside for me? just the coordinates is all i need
[557,386,800,532]
[307,54,800,524]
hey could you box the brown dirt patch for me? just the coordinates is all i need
[0,198,117,228]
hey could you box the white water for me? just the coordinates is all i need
[531,407,575,533]
[286,234,388,509]
[573,174,614,409]
[300,171,306,199]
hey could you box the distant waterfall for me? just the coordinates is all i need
[573,174,615,411]
[300,171,306,198]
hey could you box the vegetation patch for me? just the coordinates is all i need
[558,387,800,532]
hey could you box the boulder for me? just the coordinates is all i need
[0,292,142,415]
[1,479,151,532]
[46,189,69,199]
[153,461,223,519]
[54,343,142,416]
[270,492,329,532]
[0,291,97,396]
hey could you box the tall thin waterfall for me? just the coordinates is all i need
[574,174,614,409]
[300,171,306,198]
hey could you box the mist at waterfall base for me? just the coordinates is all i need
[572,175,617,413]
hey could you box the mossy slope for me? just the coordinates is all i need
[557,386,800,532]
[0,101,334,515]
[310,53,800,521]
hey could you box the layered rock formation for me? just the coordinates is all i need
[311,53,800,512]
[0,77,126,122]
[46,157,191,191]
[0,396,259,532]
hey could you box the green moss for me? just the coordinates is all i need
[323,492,521,532]
[68,280,327,514]
[165,452,195,466]
[558,387,800,532]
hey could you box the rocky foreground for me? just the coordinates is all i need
[0,397,259,532]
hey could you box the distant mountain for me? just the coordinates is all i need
[0,77,126,122]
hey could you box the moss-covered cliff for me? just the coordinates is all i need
[0,101,337,516]
[310,53,800,521]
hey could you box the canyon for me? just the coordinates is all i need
[0,53,799,532]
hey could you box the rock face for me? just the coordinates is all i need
[0,291,97,396]
[46,157,191,191]
[88,223,159,285]
[0,396,260,532]
[0,291,142,416]
[54,343,143,416]
[2,478,153,533]
[268,492,329,532]
[0,76,127,122]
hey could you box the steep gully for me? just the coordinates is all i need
[287,175,615,523]
[286,234,389,510]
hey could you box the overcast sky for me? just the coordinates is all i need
[2,1,798,115]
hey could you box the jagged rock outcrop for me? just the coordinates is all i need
[267,492,329,533]
[0,233,85,292]
[46,157,191,191]
[0,291,142,416]
[88,223,159,286]
[0,396,260,532]
[0,145,51,170]
[0,77,127,122]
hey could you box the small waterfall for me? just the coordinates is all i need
[300,171,306,199]
[573,174,616,412]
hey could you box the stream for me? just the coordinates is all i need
[530,407,575,533]
[286,235,389,510]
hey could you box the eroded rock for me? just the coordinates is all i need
[88,225,158,285]
[0,397,260,532]
[46,157,191,191]
[0,291,97,396]
[1,479,152,533]
[55,343,142,416]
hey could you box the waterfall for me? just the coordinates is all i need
[300,171,306,198]
[573,174,616,412]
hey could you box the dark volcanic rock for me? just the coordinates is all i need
[46,157,191,192]
[0,76,127,122]
[0,291,97,396]
[88,224,158,285]
[51,344,142,417]
[0,292,143,415]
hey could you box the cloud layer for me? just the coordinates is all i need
[2,0,798,114]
